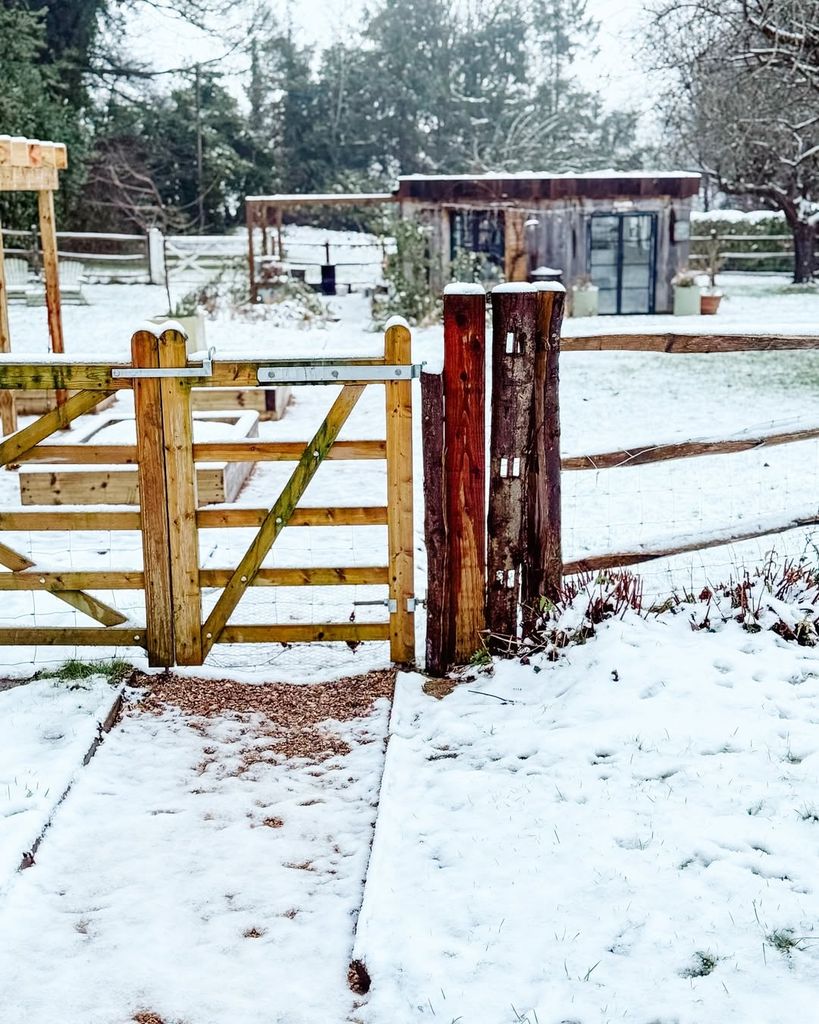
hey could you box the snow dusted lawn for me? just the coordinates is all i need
[0,686,390,1024]
[0,674,121,890]
[356,612,819,1023]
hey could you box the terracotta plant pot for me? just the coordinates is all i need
[700,293,723,315]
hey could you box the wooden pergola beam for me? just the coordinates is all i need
[0,134,68,427]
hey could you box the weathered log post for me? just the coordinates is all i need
[486,284,538,648]
[421,369,452,674]
[523,283,565,630]
[424,284,486,669]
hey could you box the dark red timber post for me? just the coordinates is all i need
[486,284,538,648]
[423,283,486,671]
[523,282,566,630]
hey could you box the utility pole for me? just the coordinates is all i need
[195,63,204,234]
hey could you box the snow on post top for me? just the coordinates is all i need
[383,315,411,331]
[492,283,537,293]
[443,282,486,296]
[136,317,188,339]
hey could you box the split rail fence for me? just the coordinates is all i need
[0,322,416,666]
[425,285,819,672]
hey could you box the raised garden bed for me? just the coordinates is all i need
[19,410,259,506]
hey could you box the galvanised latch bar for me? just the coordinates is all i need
[257,364,423,384]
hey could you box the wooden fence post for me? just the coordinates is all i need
[37,189,66,409]
[523,283,566,627]
[384,317,416,664]
[0,215,17,436]
[159,327,203,665]
[441,285,486,663]
[486,284,538,647]
[421,370,452,674]
[131,328,174,667]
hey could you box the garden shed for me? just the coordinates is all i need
[395,171,701,314]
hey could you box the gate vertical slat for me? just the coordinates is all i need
[132,328,174,667]
[384,319,415,663]
[159,327,203,666]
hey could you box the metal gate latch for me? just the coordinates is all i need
[112,347,216,380]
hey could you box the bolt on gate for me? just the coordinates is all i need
[0,319,418,666]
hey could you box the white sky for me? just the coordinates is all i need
[126,0,650,117]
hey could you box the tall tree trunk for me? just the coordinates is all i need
[790,219,816,283]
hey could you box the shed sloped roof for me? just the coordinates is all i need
[396,171,701,202]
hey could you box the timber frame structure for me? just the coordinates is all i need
[0,320,417,667]
[0,135,69,436]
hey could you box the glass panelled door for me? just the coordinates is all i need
[589,213,657,314]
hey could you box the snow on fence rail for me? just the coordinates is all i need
[424,287,819,672]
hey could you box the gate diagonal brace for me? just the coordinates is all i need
[200,383,366,657]
[0,541,126,627]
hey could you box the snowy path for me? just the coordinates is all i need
[0,679,391,1024]
[354,616,819,1024]
[0,675,122,890]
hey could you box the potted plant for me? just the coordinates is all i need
[672,267,702,316]
[700,229,724,315]
[571,274,599,317]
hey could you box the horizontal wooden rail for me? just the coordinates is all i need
[562,423,819,471]
[0,357,391,392]
[16,440,387,465]
[193,440,386,462]
[200,566,388,587]
[0,506,387,531]
[563,333,819,354]
[0,566,389,591]
[0,627,147,647]
[0,571,144,590]
[563,510,819,576]
[219,623,390,644]
[197,506,387,528]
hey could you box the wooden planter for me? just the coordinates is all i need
[191,386,291,421]
[673,285,702,316]
[19,410,259,506]
[700,293,723,315]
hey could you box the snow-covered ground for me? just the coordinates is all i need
[0,674,121,889]
[0,680,391,1024]
[355,605,819,1023]
[3,261,819,1024]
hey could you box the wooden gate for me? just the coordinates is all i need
[0,320,416,667]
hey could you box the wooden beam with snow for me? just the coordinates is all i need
[563,333,819,354]
[563,510,819,576]
[563,423,819,471]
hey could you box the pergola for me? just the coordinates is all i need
[0,135,68,434]
[245,192,396,302]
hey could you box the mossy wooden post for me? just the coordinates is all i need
[37,188,66,409]
[246,203,257,304]
[442,285,486,663]
[159,327,202,665]
[486,284,538,647]
[132,328,174,666]
[0,215,17,435]
[523,283,565,629]
[384,317,415,664]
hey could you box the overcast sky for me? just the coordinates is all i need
[126,0,649,117]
